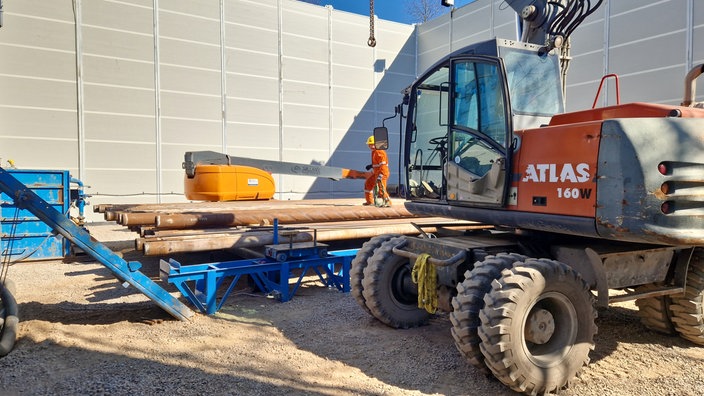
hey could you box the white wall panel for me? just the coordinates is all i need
[84,114,155,143]
[160,118,222,145]
[82,0,153,34]
[226,27,279,54]
[610,33,687,74]
[86,169,158,196]
[82,56,155,88]
[282,103,329,130]
[0,46,76,81]
[228,97,279,125]
[83,85,154,116]
[228,0,278,31]
[80,1,159,211]
[228,73,278,101]
[159,39,221,70]
[1,13,76,52]
[226,49,278,78]
[282,57,328,84]
[160,66,220,94]
[85,141,155,169]
[282,81,329,107]
[0,1,78,171]
[696,2,704,65]
[0,75,75,110]
[1,138,78,171]
[330,10,372,45]
[159,1,220,40]
[332,64,373,89]
[0,108,76,140]
[160,92,221,120]
[82,26,154,61]
[225,124,280,155]
[334,42,375,68]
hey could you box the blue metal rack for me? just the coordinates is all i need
[161,244,356,315]
[0,167,194,321]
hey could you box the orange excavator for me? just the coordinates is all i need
[353,0,704,395]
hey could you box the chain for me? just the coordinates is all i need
[367,0,376,47]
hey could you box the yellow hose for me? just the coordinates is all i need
[411,253,437,314]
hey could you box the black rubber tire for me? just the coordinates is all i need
[1,280,16,297]
[450,253,527,373]
[350,234,401,315]
[479,258,597,395]
[0,281,18,356]
[361,236,430,328]
[669,249,704,345]
[634,284,677,335]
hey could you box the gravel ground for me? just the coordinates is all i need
[1,222,704,395]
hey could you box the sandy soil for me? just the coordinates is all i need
[1,223,704,395]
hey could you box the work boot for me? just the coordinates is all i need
[364,191,373,206]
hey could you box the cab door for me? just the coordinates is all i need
[445,56,512,207]
[405,56,512,206]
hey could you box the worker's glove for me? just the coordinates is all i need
[376,174,382,181]
[365,164,373,171]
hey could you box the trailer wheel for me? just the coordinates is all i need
[350,234,401,315]
[634,284,676,335]
[479,259,597,395]
[669,248,704,345]
[362,236,430,328]
[450,253,527,373]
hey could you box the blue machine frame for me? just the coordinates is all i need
[161,248,356,315]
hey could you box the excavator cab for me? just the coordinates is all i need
[402,38,563,208]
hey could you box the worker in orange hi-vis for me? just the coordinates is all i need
[363,135,391,207]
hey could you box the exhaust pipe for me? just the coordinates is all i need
[682,64,704,108]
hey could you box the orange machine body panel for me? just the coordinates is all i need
[511,121,602,217]
[550,102,704,125]
[184,164,275,201]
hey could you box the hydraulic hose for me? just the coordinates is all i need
[0,280,18,356]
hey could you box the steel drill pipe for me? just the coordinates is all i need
[134,229,248,251]
[103,211,119,222]
[154,206,418,229]
[142,230,312,255]
[97,198,366,215]
[119,212,160,226]
[140,223,476,255]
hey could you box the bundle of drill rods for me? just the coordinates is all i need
[94,199,487,256]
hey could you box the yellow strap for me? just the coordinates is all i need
[411,253,437,314]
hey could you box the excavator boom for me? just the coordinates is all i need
[183,151,370,201]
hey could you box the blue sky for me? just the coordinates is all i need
[319,1,476,25]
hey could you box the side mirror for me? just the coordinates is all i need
[373,127,389,150]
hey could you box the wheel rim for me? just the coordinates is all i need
[390,263,417,306]
[522,291,578,368]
